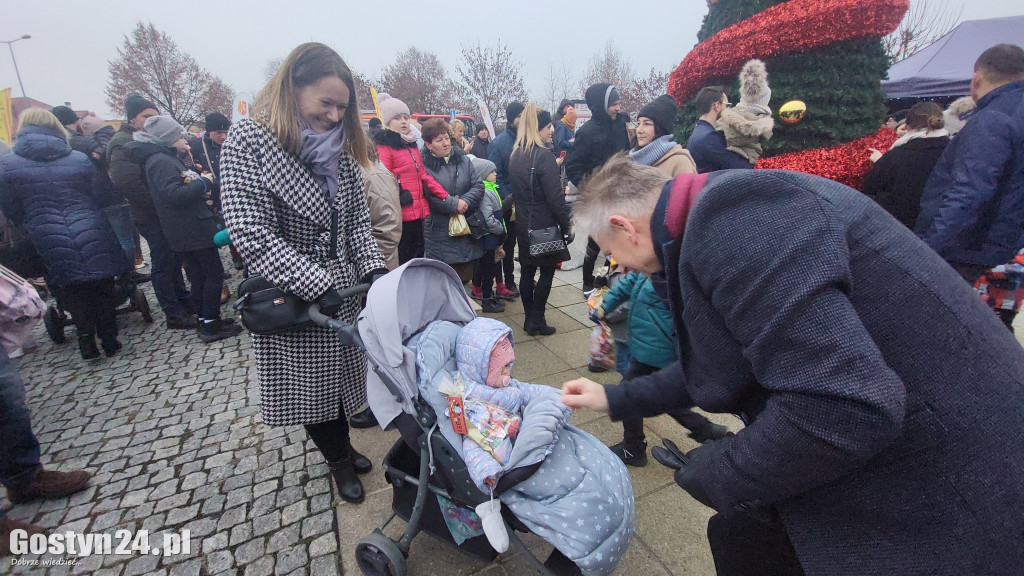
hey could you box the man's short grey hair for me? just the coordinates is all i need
[573,153,669,242]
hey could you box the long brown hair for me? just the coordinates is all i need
[252,43,370,167]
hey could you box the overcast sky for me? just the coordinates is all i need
[2,0,1021,119]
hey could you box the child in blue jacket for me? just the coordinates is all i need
[594,271,727,466]
[469,158,507,314]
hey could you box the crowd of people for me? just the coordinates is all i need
[0,37,1022,575]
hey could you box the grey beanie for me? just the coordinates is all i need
[141,115,187,147]
[471,157,497,183]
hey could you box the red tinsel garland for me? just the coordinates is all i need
[668,0,909,103]
[755,128,898,189]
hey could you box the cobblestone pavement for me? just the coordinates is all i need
[5,254,1022,576]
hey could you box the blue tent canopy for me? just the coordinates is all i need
[882,15,1024,99]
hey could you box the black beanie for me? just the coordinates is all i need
[125,95,158,121]
[505,102,525,125]
[537,110,552,130]
[204,112,231,132]
[51,106,79,127]
[638,94,678,136]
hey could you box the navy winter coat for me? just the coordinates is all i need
[0,125,130,287]
[686,119,752,174]
[609,170,1024,575]
[487,126,516,199]
[915,80,1024,267]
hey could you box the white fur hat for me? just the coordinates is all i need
[739,59,771,109]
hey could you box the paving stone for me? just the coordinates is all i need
[243,556,274,576]
[280,500,307,527]
[275,544,308,575]
[122,553,160,576]
[266,523,300,555]
[205,549,234,573]
[229,521,253,546]
[167,504,200,526]
[309,532,337,557]
[235,537,266,565]
[309,555,340,576]
[168,558,203,576]
[301,511,333,540]
[202,530,230,554]
[252,510,281,537]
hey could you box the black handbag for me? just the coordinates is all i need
[524,150,570,261]
[233,208,338,335]
[397,175,414,207]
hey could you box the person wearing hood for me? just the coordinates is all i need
[553,99,576,156]
[468,157,508,313]
[0,109,131,360]
[372,93,450,264]
[419,118,485,281]
[130,116,241,344]
[631,95,696,177]
[686,86,754,174]
[488,102,526,301]
[565,83,630,295]
[715,59,775,165]
[862,102,949,229]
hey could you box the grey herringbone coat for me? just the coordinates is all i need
[220,119,385,426]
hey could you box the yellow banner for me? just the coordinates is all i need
[0,88,12,145]
[370,85,381,120]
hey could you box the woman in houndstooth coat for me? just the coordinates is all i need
[219,43,386,504]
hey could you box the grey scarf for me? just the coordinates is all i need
[297,116,346,204]
[629,135,676,166]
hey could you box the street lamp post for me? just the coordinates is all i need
[1,35,31,97]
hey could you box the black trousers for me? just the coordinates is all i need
[520,262,556,317]
[58,278,119,350]
[398,219,425,264]
[473,249,498,298]
[304,403,351,463]
[707,510,804,576]
[582,236,602,288]
[620,359,716,444]
[496,218,516,285]
[181,247,225,321]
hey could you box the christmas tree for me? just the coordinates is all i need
[671,0,910,187]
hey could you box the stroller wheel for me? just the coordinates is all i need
[44,305,67,344]
[131,289,154,323]
[355,531,407,576]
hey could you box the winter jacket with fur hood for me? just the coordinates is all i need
[374,129,448,222]
[716,107,773,164]
[565,83,630,186]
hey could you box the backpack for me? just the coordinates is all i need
[0,265,46,354]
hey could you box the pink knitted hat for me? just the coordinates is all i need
[486,336,515,388]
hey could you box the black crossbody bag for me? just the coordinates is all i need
[525,150,570,261]
[233,208,338,335]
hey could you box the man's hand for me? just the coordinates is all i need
[457,199,469,214]
[561,378,608,412]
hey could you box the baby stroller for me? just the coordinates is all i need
[308,259,569,576]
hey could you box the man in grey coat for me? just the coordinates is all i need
[562,155,1024,576]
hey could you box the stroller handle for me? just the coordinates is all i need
[307,282,371,347]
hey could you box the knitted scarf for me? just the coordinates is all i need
[297,116,345,204]
[629,135,676,167]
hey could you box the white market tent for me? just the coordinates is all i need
[882,15,1024,99]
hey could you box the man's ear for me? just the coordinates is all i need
[608,215,639,243]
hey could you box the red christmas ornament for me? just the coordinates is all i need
[755,128,899,189]
[668,0,909,104]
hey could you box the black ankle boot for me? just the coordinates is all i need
[349,446,372,475]
[327,457,365,503]
[78,335,101,361]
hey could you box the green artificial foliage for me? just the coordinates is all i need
[676,0,892,157]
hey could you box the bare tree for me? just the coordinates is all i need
[884,0,963,62]
[106,22,233,128]
[630,67,672,110]
[379,47,461,115]
[454,40,528,125]
[580,41,638,114]
[537,58,577,114]
[263,57,284,82]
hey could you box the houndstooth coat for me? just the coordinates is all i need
[219,118,385,427]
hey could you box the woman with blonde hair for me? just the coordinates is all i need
[0,109,131,360]
[507,104,572,335]
[220,43,387,504]
[449,118,469,150]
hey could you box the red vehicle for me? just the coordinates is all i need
[411,113,477,135]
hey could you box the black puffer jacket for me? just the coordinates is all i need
[421,145,485,265]
[862,136,949,229]
[509,145,572,266]
[0,125,130,287]
[108,123,159,224]
[564,83,630,186]
[129,142,217,253]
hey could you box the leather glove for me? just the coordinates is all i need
[361,268,388,285]
[316,288,344,317]
[651,439,715,509]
